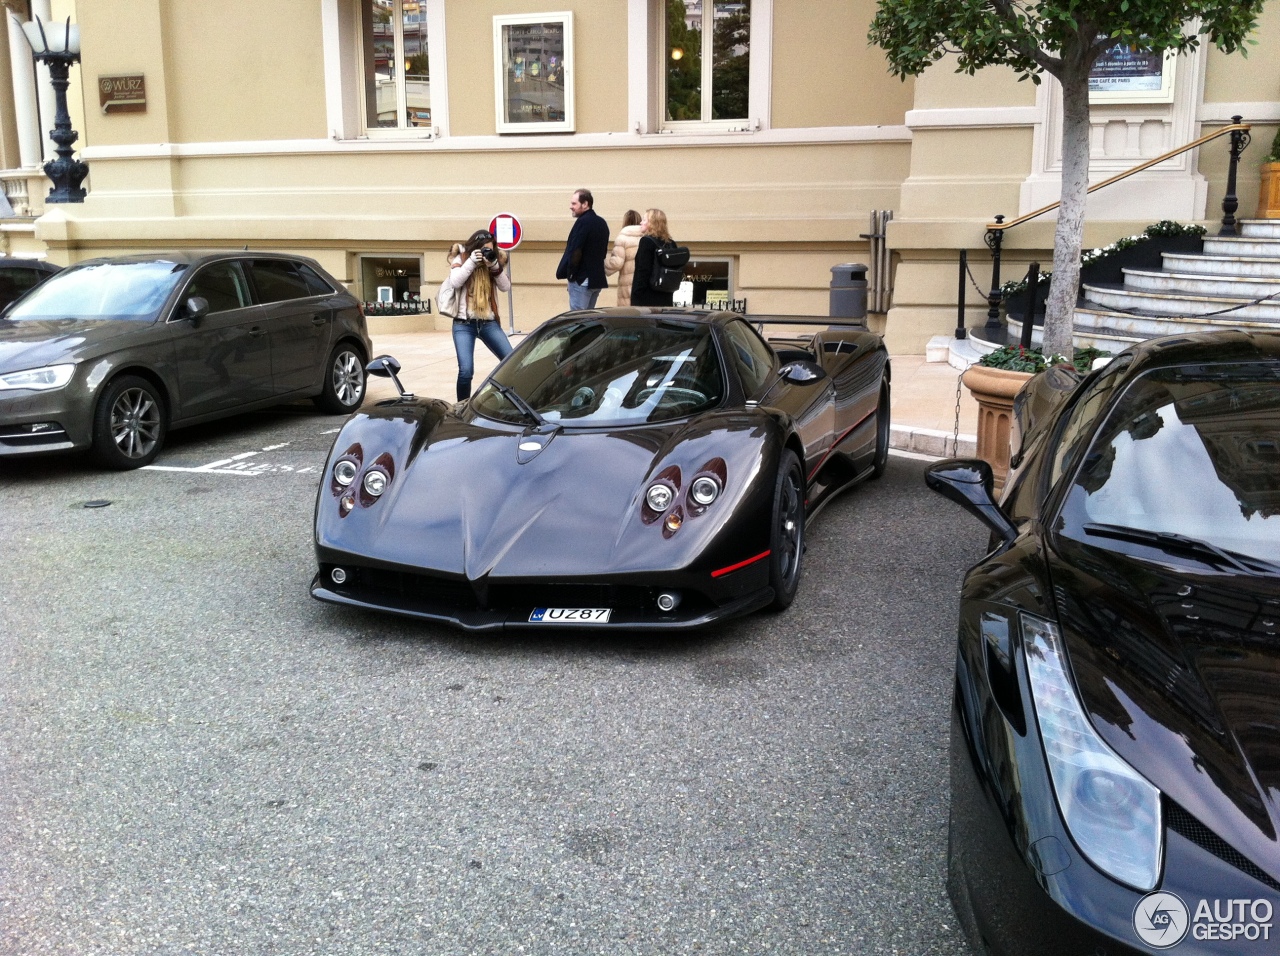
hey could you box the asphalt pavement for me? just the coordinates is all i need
[0,406,988,956]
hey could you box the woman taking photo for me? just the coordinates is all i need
[446,229,512,401]
[629,208,676,308]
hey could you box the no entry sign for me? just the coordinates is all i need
[489,213,523,251]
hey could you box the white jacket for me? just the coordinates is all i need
[448,253,511,319]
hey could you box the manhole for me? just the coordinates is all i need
[82,500,112,509]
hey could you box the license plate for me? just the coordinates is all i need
[528,607,611,624]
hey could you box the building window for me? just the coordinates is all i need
[663,0,750,126]
[673,258,735,308]
[359,255,428,314]
[360,0,432,133]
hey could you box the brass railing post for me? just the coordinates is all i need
[984,217,1005,335]
[1219,115,1251,237]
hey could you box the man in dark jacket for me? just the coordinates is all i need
[556,188,610,310]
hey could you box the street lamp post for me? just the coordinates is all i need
[18,15,87,203]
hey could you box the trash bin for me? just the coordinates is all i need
[830,263,867,325]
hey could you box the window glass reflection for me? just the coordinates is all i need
[665,0,749,123]
[711,1,749,120]
[361,0,430,131]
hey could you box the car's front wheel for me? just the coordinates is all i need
[766,449,805,611]
[91,375,167,469]
[315,342,366,414]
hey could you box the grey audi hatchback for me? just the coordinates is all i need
[0,251,371,468]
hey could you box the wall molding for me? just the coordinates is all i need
[904,107,1041,129]
[1198,101,1280,123]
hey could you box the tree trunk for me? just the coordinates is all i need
[1042,58,1093,360]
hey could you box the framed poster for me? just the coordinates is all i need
[1089,43,1176,103]
[493,12,574,134]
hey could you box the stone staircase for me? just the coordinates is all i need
[1072,219,1280,348]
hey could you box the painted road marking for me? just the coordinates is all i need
[142,442,312,477]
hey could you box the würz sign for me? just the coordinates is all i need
[98,74,146,114]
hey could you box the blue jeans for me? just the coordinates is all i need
[568,278,601,311]
[453,318,513,400]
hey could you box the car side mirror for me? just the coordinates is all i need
[184,296,209,325]
[924,459,1018,547]
[366,354,413,400]
[778,360,827,384]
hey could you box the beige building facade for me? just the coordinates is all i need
[0,0,1277,352]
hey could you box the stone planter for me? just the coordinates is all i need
[1258,162,1280,219]
[960,364,1034,491]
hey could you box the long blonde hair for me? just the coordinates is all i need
[644,208,671,243]
[452,230,506,319]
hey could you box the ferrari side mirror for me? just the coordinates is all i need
[366,354,413,400]
[925,458,1018,547]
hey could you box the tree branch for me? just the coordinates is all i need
[986,0,1063,78]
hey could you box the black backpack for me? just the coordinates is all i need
[648,240,690,293]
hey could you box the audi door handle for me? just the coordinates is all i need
[311,315,326,326]
[248,327,267,338]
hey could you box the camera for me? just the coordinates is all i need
[481,247,497,262]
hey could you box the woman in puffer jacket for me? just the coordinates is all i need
[604,210,644,306]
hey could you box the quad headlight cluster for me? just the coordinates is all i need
[331,446,394,513]
[1021,612,1163,890]
[642,459,727,536]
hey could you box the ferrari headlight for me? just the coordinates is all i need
[363,470,387,497]
[1022,613,1162,890]
[645,483,673,512]
[690,476,720,506]
[0,363,75,391]
[334,459,357,486]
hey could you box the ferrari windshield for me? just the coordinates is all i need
[4,260,186,321]
[473,319,725,426]
[1058,362,1280,566]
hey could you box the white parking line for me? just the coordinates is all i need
[142,442,299,477]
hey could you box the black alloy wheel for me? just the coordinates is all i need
[316,342,366,414]
[766,449,805,611]
[92,374,167,469]
[870,375,891,479]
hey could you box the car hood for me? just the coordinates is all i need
[1049,540,1280,878]
[317,403,773,580]
[0,317,156,372]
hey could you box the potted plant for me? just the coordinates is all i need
[1257,127,1280,219]
[962,346,1108,489]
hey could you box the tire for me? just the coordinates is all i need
[870,375,891,480]
[766,449,805,611]
[315,342,366,414]
[91,375,167,469]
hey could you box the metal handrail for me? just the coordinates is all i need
[971,115,1254,332]
[986,119,1252,231]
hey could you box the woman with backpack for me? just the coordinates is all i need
[630,208,678,308]
[444,229,513,401]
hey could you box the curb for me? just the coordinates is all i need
[890,424,975,459]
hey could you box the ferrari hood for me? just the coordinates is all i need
[1049,543,1280,877]
[321,409,769,580]
[0,318,154,372]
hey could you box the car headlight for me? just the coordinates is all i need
[646,483,673,512]
[333,459,358,486]
[0,363,75,391]
[1022,613,1162,890]
[363,470,387,497]
[690,476,720,506]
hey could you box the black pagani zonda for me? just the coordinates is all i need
[311,308,890,630]
[928,331,1280,955]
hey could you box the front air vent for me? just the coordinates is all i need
[1166,801,1280,893]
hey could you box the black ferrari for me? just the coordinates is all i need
[311,308,890,630]
[927,330,1280,954]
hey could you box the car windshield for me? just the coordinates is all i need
[472,319,725,426]
[4,260,186,321]
[1058,362,1280,566]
